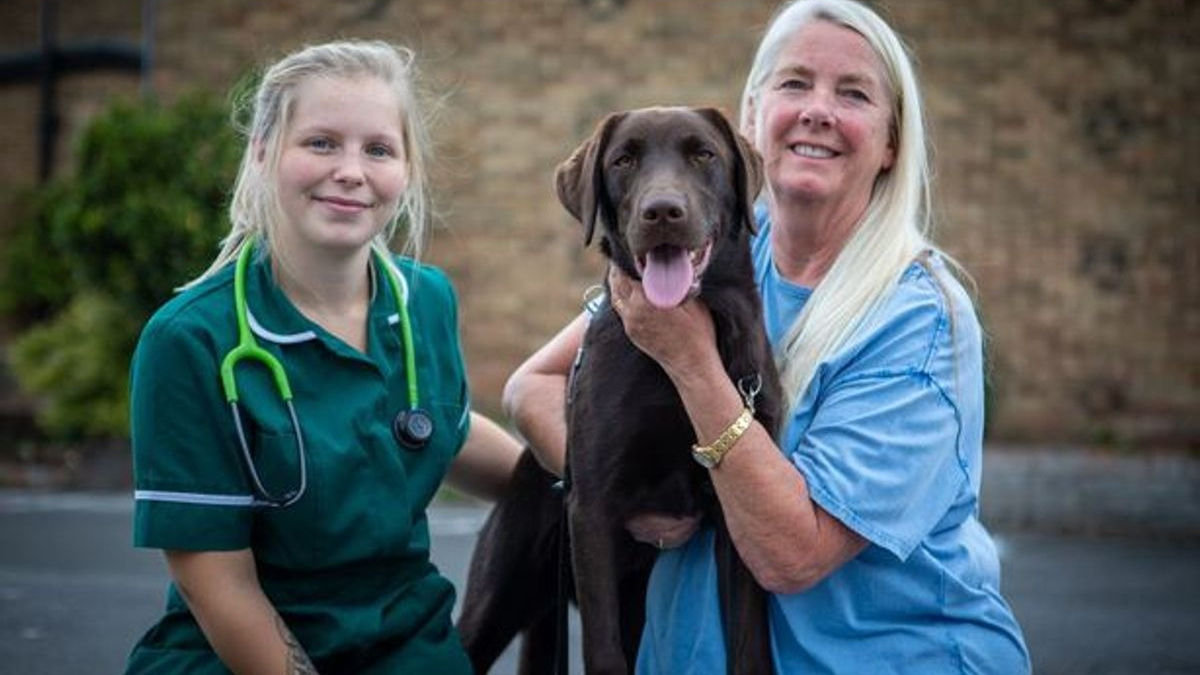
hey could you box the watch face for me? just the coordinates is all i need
[693,448,717,469]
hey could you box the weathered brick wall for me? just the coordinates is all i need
[1,0,1196,447]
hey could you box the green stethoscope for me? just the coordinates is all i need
[219,240,433,508]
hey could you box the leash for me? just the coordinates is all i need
[552,473,571,675]
[724,373,762,674]
[552,284,606,675]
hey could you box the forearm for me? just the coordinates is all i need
[608,268,866,590]
[504,373,568,476]
[664,358,864,593]
[501,314,586,478]
[446,412,522,501]
[206,601,312,675]
[167,550,317,675]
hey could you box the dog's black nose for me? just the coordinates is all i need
[640,194,687,225]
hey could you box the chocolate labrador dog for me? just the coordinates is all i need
[458,107,782,675]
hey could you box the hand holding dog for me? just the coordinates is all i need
[608,265,720,382]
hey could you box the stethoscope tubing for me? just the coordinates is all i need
[220,240,428,508]
[231,400,308,508]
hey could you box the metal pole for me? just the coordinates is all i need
[140,0,155,97]
[38,0,59,182]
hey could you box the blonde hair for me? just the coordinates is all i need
[740,0,952,410]
[182,39,432,289]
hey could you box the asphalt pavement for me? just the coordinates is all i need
[0,490,1197,675]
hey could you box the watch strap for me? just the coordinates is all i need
[692,406,753,469]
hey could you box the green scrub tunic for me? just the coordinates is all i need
[125,251,473,674]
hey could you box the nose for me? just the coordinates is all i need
[640,193,687,226]
[799,98,835,128]
[333,155,365,186]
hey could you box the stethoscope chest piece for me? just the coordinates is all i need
[394,408,434,450]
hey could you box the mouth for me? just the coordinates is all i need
[789,142,837,159]
[313,195,373,212]
[634,241,713,309]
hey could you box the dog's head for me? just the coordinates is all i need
[555,106,763,309]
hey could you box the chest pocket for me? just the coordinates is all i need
[221,359,323,568]
[250,425,328,567]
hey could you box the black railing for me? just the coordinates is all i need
[0,0,154,182]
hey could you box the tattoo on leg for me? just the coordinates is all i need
[275,615,318,675]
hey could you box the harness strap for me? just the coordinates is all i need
[553,283,606,675]
[553,477,571,675]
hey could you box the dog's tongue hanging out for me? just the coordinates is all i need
[642,245,694,308]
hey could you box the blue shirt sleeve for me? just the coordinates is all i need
[789,270,972,561]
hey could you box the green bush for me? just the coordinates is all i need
[9,293,138,438]
[1,92,240,439]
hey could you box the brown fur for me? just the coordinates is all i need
[458,107,782,675]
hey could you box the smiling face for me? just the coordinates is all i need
[555,107,761,309]
[754,20,895,215]
[273,74,409,261]
[602,109,737,308]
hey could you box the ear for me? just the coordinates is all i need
[555,112,626,247]
[881,116,898,172]
[883,133,897,172]
[696,107,764,235]
[740,97,758,148]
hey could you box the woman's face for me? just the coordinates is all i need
[273,75,409,258]
[753,20,895,215]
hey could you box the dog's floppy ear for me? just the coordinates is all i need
[555,112,626,246]
[696,107,764,235]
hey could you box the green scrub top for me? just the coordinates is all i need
[125,251,473,675]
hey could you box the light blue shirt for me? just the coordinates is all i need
[635,219,1030,675]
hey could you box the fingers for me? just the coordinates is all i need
[607,266,631,303]
[607,265,637,316]
[606,265,717,372]
[607,263,628,286]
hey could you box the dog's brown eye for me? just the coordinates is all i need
[612,154,635,169]
[693,149,716,163]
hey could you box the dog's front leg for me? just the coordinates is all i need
[569,493,632,675]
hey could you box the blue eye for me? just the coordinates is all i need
[366,143,394,158]
[306,137,334,152]
[778,78,810,91]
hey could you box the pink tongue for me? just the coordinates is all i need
[642,246,694,308]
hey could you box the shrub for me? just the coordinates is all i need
[1,92,239,439]
[9,293,137,438]
[0,183,75,324]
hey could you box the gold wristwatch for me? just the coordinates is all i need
[691,407,754,469]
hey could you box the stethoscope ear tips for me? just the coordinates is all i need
[394,408,434,450]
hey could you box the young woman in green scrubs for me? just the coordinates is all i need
[124,40,521,675]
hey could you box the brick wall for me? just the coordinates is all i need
[1,0,1195,447]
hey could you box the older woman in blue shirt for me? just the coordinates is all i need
[505,0,1031,672]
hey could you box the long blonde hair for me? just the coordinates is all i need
[182,39,433,289]
[741,0,944,410]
